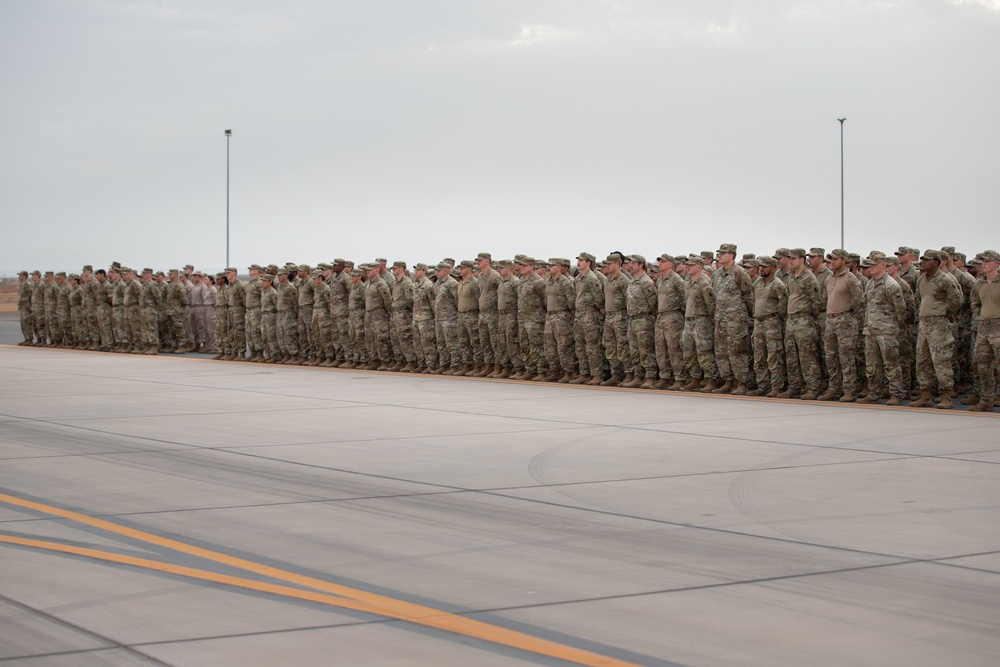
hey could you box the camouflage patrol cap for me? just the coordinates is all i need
[860,258,873,269]
[414,263,429,271]
[788,248,807,259]
[716,243,737,255]
[577,252,596,263]
[120,267,133,274]
[514,254,527,262]
[868,251,887,263]
[604,254,622,264]
[343,260,355,268]
[459,259,474,268]
[332,258,347,266]
[55,271,66,278]
[297,264,310,272]
[808,247,825,257]
[954,252,966,262]
[316,263,330,270]
[267,264,278,272]
[215,271,227,278]
[560,258,571,267]
[657,254,675,264]
[276,268,289,275]
[68,273,79,280]
[546,258,561,266]
[310,270,322,278]
[435,262,450,270]
[142,267,154,274]
[827,249,849,261]
[168,268,179,275]
[649,264,660,273]
[392,260,406,269]
[155,271,165,277]
[442,257,455,265]
[184,264,194,270]
[351,268,364,276]
[631,254,647,265]
[261,273,273,282]
[493,259,511,269]
[192,271,203,277]
[534,260,547,269]
[357,263,371,271]
[847,253,861,264]
[685,255,705,266]
[756,255,777,267]
[940,246,956,256]
[476,252,492,261]
[285,262,298,268]
[82,264,93,272]
[979,249,1000,262]
[700,251,714,260]
[920,249,944,262]
[742,258,760,269]
[885,255,900,266]
[248,264,262,271]
[110,261,121,269]
[44,270,54,276]
[741,253,756,262]
[225,267,237,273]
[774,248,791,259]
[18,270,27,277]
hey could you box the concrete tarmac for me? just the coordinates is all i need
[0,343,998,666]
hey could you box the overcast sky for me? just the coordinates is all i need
[1,0,997,275]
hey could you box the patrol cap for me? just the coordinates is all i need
[514,254,527,263]
[497,259,513,268]
[110,261,121,269]
[442,257,455,265]
[82,264,93,272]
[756,255,777,267]
[941,246,956,255]
[954,252,966,262]
[392,260,406,269]
[741,253,756,262]
[297,264,310,272]
[44,270,54,276]
[631,254,647,265]
[68,273,80,280]
[808,247,826,257]
[265,264,278,272]
[333,258,347,266]
[546,258,561,266]
[316,263,330,270]
[716,243,737,255]
[459,259,474,268]
[414,262,429,271]
[435,262,450,270]
[534,260,547,269]
[343,260,355,268]
[261,273,273,282]
[224,266,236,273]
[215,271,227,279]
[476,252,492,261]
[358,263,371,271]
[18,270,27,277]
[184,264,194,270]
[847,253,861,263]
[920,249,943,262]
[895,246,919,257]
[248,264,262,271]
[55,271,66,278]
[310,270,322,278]
[860,258,873,269]
[885,256,900,266]
[604,254,622,264]
[788,248,807,259]
[826,249,849,261]
[980,249,1000,262]
[868,251,887,263]
[657,254,675,264]
[142,267,154,274]
[120,267,134,274]
[192,271,203,277]
[774,248,791,259]
[155,271,165,277]
[685,255,705,266]
[31,270,41,276]
[276,268,289,275]
[700,251,715,260]
[560,258,571,267]
[285,262,298,268]
[516,256,533,266]
[169,268,179,274]
[742,258,760,269]
[351,267,364,276]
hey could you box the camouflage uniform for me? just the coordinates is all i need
[203,280,219,353]
[277,274,300,359]
[823,265,865,398]
[44,275,59,345]
[164,277,188,351]
[227,277,246,359]
[311,275,334,364]
[297,271,315,360]
[971,258,1000,409]
[477,262,501,368]
[260,279,280,361]
[112,276,127,350]
[31,277,47,345]
[330,266,352,362]
[139,276,162,352]
[712,261,754,389]
[495,264,522,375]
[889,266,917,395]
[862,270,908,402]
[434,272,461,371]
[752,268,788,394]
[390,271,417,368]
[456,273,482,367]
[573,268,604,380]
[245,272,264,360]
[784,268,823,397]
[654,267,686,386]
[55,277,72,347]
[517,265,547,376]
[412,270,438,370]
[365,275,392,367]
[18,275,34,344]
[914,263,963,397]
[602,268,630,378]
[682,265,718,384]
[625,266,657,384]
[70,281,86,347]
[949,265,975,390]
[123,276,142,352]
[544,267,576,377]
[347,275,367,364]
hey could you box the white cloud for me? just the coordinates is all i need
[510,23,578,46]
[949,0,1000,11]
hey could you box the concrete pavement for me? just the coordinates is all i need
[0,343,998,666]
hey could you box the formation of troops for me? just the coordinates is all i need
[15,245,1000,412]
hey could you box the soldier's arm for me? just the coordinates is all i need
[890,283,906,325]
[644,280,657,316]
[740,271,753,315]
[971,281,982,318]
[946,279,963,318]
[704,283,716,316]
[776,282,788,322]
[849,276,865,312]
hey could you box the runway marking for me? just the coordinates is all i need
[0,492,642,667]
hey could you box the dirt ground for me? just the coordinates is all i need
[0,283,17,313]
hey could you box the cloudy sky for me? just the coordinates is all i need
[1,0,997,274]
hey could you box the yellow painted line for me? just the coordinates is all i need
[0,494,641,667]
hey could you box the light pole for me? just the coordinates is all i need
[837,118,845,249]
[225,129,232,268]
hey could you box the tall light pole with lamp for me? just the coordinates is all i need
[225,129,232,268]
[837,118,846,249]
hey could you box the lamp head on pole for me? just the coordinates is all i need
[837,118,846,125]
[225,129,232,137]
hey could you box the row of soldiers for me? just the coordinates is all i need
[16,245,1000,412]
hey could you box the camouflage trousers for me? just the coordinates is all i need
[331,308,350,360]
[229,309,246,359]
[365,308,391,364]
[19,308,33,343]
[953,317,972,388]
[413,317,437,368]
[753,315,786,392]
[95,306,112,349]
[297,306,313,358]
[602,311,629,375]
[715,313,751,384]
[573,309,604,377]
[140,307,159,348]
[31,308,46,344]
[498,311,523,370]
[277,310,298,357]
[348,310,366,362]
[854,311,866,392]
[627,314,657,379]
[864,331,905,400]
[247,307,263,355]
[216,306,230,353]
[112,306,126,348]
[824,311,859,395]
[435,317,460,369]
[654,310,685,382]
[73,310,87,347]
[391,309,416,364]
[785,314,822,394]
[86,308,99,345]
[916,315,954,392]
[899,322,915,394]
[58,313,73,346]
[544,310,576,374]
[519,316,545,374]
[164,307,184,349]
[478,310,500,365]
[817,312,829,389]
[312,309,334,359]
[974,319,1000,404]
[682,316,718,380]
[203,307,218,351]
[458,311,482,365]
[45,308,61,344]
[261,311,279,359]
[185,306,197,346]
[125,306,141,350]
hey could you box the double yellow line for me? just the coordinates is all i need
[0,492,642,667]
